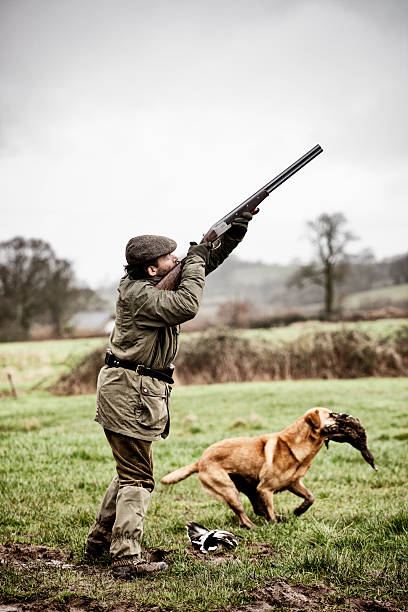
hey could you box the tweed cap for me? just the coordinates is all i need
[125,235,177,265]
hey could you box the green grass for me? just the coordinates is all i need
[0,378,407,609]
[240,318,408,343]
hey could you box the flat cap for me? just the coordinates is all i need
[126,235,177,265]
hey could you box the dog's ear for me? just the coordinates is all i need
[306,409,321,431]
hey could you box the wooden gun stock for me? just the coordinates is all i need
[156,260,185,290]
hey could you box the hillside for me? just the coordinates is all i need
[198,254,408,319]
[96,252,408,327]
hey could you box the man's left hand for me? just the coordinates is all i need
[228,210,258,239]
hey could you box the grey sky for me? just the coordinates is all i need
[1,0,407,287]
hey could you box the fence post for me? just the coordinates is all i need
[7,370,18,399]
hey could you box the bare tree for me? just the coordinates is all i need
[0,236,106,340]
[289,213,357,318]
[0,237,54,338]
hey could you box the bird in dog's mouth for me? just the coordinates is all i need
[321,412,378,471]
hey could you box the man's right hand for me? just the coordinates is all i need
[187,242,212,264]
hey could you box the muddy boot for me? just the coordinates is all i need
[85,476,119,559]
[111,555,168,580]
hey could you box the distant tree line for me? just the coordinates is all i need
[0,237,106,341]
[208,213,408,325]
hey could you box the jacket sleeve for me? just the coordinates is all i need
[133,253,206,327]
[205,230,243,276]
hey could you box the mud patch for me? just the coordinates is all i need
[340,598,404,611]
[186,547,239,564]
[228,581,333,611]
[0,543,72,569]
[1,545,404,611]
[220,580,405,612]
[0,600,162,612]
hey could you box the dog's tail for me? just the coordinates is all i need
[161,461,199,485]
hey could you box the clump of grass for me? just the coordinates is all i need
[49,348,105,395]
[24,417,41,431]
[183,413,197,425]
[230,417,248,429]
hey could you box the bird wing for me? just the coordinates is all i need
[209,529,239,549]
[186,522,239,553]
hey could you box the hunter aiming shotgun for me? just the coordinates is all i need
[157,144,323,291]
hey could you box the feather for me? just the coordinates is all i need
[186,521,239,554]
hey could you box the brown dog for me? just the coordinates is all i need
[161,408,376,528]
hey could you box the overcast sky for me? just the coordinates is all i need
[1,0,407,288]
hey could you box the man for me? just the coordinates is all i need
[85,211,256,580]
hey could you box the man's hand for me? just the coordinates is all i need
[187,242,212,264]
[228,209,259,240]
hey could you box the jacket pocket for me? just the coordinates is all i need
[136,376,168,431]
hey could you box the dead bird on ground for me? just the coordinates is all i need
[186,522,239,553]
[162,408,377,528]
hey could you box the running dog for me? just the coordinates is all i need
[161,408,376,528]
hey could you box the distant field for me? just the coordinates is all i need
[244,317,408,343]
[181,317,408,344]
[200,279,408,319]
[343,283,408,309]
[0,378,407,610]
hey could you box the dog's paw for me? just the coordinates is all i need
[239,518,256,529]
[275,514,288,523]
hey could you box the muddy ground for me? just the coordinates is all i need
[0,543,406,612]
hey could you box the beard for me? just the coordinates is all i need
[156,259,180,277]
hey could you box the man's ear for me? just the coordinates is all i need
[306,409,321,430]
[146,265,157,277]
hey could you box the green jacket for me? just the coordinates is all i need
[95,232,242,441]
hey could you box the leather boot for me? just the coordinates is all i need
[111,555,167,580]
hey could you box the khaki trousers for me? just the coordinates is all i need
[87,429,154,559]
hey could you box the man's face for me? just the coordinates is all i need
[147,252,179,277]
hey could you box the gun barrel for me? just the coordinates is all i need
[264,144,323,194]
[157,144,323,290]
[222,144,323,223]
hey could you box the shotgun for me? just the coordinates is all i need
[157,144,323,290]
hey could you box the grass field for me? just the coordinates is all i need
[342,283,408,309]
[1,377,407,610]
[240,317,408,343]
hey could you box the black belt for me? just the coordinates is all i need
[105,350,174,384]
